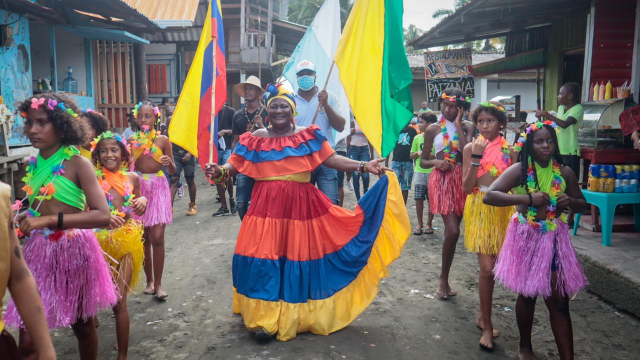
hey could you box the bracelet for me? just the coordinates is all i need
[57,212,63,229]
[528,193,533,207]
[471,154,483,159]
[212,167,230,184]
[358,161,369,174]
[470,162,481,166]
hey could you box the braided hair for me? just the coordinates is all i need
[517,124,565,191]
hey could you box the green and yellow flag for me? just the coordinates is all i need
[334,0,414,157]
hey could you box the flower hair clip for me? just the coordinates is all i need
[441,93,469,102]
[30,98,45,109]
[479,101,506,113]
[133,102,142,118]
[91,131,131,154]
[47,99,58,111]
[513,120,559,152]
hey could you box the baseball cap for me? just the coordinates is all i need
[296,60,316,74]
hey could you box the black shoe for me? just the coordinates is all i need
[230,198,237,214]
[254,328,273,342]
[215,196,221,202]
[212,206,230,217]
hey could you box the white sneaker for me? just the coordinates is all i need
[347,179,354,192]
[178,185,184,198]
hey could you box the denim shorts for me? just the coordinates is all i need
[173,149,196,179]
[218,148,232,165]
[391,161,414,191]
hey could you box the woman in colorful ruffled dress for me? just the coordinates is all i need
[205,84,411,341]
[461,102,518,351]
[484,121,588,360]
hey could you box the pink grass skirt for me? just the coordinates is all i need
[134,172,172,227]
[4,228,117,329]
[428,165,466,216]
[494,215,588,298]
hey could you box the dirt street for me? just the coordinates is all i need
[36,172,640,359]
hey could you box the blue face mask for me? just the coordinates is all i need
[297,75,315,91]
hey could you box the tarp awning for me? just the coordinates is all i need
[409,0,590,49]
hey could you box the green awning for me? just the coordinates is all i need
[473,49,545,76]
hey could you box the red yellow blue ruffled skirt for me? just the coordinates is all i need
[232,172,410,341]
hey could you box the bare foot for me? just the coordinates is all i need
[479,331,494,351]
[436,281,457,300]
[476,316,500,338]
[143,283,155,295]
[519,346,536,360]
[155,287,168,300]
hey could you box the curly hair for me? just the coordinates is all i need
[91,137,132,169]
[18,93,88,146]
[81,111,110,136]
[419,112,437,124]
[438,87,471,110]
[469,101,507,126]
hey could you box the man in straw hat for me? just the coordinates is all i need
[224,76,268,220]
[294,60,346,205]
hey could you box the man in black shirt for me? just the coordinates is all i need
[390,122,417,204]
[212,104,237,216]
[230,76,267,220]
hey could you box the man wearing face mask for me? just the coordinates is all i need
[294,60,346,205]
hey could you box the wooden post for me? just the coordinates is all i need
[311,60,336,124]
[49,26,57,92]
[210,36,217,164]
[133,43,148,101]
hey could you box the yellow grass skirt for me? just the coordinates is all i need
[96,219,144,295]
[463,190,514,255]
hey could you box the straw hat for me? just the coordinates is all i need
[234,76,265,98]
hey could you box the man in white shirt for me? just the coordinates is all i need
[293,60,346,205]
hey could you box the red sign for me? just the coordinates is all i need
[620,104,640,136]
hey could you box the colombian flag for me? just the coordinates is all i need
[334,0,413,157]
[169,0,227,171]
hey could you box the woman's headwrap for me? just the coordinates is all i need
[263,83,297,116]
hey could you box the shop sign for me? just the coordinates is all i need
[620,104,640,135]
[423,48,474,102]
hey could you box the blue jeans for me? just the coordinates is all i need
[311,164,339,205]
[235,173,255,220]
[336,150,347,188]
[392,161,413,191]
[349,145,370,200]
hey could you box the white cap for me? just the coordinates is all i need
[296,60,316,74]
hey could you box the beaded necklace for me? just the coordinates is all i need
[440,117,459,164]
[244,103,263,132]
[131,126,159,158]
[518,159,563,233]
[96,164,135,218]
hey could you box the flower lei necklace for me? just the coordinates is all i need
[131,126,159,158]
[440,117,459,164]
[518,159,563,233]
[95,164,135,218]
[478,135,510,177]
[12,146,77,236]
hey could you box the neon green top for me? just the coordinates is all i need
[26,146,86,213]
[513,160,566,195]
[556,104,584,156]
[410,134,434,174]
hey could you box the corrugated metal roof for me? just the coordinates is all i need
[122,0,199,23]
[1,0,67,24]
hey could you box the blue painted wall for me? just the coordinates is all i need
[0,9,33,146]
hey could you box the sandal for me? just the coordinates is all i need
[413,228,424,235]
[423,227,434,234]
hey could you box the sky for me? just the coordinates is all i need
[403,0,456,33]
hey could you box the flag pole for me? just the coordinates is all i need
[311,60,336,124]
[210,35,217,164]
